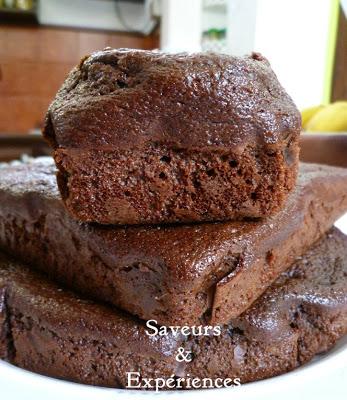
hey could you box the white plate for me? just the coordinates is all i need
[1,215,347,400]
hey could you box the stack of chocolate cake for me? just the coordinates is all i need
[0,49,347,390]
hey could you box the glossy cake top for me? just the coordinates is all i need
[44,48,301,150]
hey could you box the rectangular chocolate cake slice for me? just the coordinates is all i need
[0,228,346,388]
[0,159,347,325]
[43,49,301,225]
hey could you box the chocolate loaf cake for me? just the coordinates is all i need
[43,48,301,225]
[0,159,347,326]
[0,228,346,388]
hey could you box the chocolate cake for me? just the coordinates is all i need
[43,48,301,225]
[0,228,346,388]
[0,159,347,326]
[187,228,347,382]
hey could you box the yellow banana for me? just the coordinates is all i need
[306,101,347,132]
[301,105,324,129]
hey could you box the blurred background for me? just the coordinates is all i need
[0,0,346,165]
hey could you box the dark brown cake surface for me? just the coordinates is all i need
[43,48,301,224]
[188,228,347,382]
[0,228,346,388]
[0,159,347,326]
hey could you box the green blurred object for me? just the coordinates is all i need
[4,0,15,8]
[16,0,33,10]
[203,28,227,40]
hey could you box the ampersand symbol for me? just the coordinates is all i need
[175,347,193,363]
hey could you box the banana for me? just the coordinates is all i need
[306,101,347,132]
[301,105,324,129]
